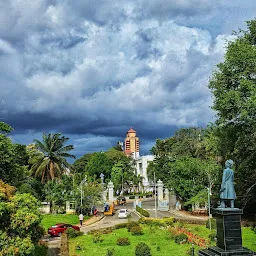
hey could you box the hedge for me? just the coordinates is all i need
[136,205,150,217]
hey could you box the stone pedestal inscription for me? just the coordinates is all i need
[198,208,255,256]
[215,208,242,250]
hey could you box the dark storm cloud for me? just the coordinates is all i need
[0,0,255,157]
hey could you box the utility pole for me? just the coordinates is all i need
[154,172,157,218]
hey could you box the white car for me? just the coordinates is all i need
[118,209,130,219]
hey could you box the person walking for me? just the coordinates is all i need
[79,213,84,226]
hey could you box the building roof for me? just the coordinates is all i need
[127,128,136,133]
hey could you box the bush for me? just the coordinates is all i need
[208,231,217,241]
[34,245,47,256]
[92,233,104,243]
[206,219,216,229]
[116,237,131,246]
[114,223,128,229]
[136,205,150,217]
[175,233,188,244]
[135,242,151,256]
[164,218,175,226]
[131,225,144,236]
[127,221,140,232]
[105,248,115,256]
[100,227,113,234]
[129,195,135,199]
[65,227,83,238]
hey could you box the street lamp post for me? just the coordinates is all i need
[154,172,157,218]
[79,176,87,213]
[207,174,212,230]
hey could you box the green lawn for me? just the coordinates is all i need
[242,227,256,252]
[69,224,256,256]
[69,226,196,256]
[41,214,88,231]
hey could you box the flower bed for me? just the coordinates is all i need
[168,227,207,247]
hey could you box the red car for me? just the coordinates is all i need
[48,223,80,237]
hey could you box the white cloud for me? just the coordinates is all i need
[1,0,255,154]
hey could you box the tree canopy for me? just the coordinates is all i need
[0,180,44,256]
[31,133,75,183]
[209,19,256,212]
[148,127,220,206]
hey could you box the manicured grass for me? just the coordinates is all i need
[69,224,256,256]
[242,227,256,252]
[69,226,195,256]
[41,214,88,231]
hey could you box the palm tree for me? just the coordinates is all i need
[31,133,76,183]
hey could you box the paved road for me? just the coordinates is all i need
[81,208,140,233]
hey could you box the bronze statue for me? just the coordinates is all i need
[219,159,236,208]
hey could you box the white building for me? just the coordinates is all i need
[134,155,155,188]
[123,128,155,190]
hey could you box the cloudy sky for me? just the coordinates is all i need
[0,0,255,159]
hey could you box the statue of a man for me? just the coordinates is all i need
[219,159,236,208]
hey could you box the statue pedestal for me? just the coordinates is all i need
[198,208,255,256]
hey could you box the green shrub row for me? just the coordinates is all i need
[136,205,150,217]
[139,217,174,227]
[88,227,113,235]
[114,223,128,229]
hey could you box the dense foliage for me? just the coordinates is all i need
[209,20,256,212]
[73,148,136,193]
[0,180,44,256]
[148,127,220,206]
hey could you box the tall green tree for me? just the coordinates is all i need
[31,133,75,183]
[209,19,256,211]
[0,180,44,256]
[168,157,219,203]
[0,122,13,133]
[85,152,113,180]
[0,123,28,187]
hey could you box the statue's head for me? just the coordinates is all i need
[225,159,234,168]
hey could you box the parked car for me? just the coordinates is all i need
[116,196,126,205]
[48,223,80,237]
[118,209,130,219]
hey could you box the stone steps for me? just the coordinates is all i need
[199,246,255,256]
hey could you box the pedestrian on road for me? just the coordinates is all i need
[79,213,84,226]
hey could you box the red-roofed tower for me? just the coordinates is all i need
[124,128,140,158]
